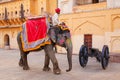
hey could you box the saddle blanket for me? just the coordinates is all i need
[21,17,51,52]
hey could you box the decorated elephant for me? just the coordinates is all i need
[17,23,73,75]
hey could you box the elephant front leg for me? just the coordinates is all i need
[44,45,61,74]
[43,52,51,71]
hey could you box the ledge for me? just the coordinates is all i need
[73,2,107,13]
[0,25,21,28]
[110,53,120,63]
[0,0,15,4]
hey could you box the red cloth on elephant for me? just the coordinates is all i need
[21,17,51,52]
[26,17,47,42]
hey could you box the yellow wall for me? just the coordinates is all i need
[30,0,57,16]
[0,27,20,49]
[59,2,120,54]
[73,2,107,12]
[46,0,57,15]
[0,0,57,49]
[0,0,57,19]
[0,1,120,54]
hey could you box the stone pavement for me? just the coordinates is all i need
[0,49,120,80]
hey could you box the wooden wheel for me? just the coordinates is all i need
[101,45,110,69]
[79,45,88,68]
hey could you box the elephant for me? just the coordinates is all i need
[17,26,73,75]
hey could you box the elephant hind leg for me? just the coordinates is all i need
[22,52,30,70]
[19,51,30,70]
[19,57,24,67]
[17,32,30,70]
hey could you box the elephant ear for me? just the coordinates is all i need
[56,34,66,45]
[48,28,57,43]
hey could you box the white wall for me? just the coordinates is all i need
[105,31,120,53]
[72,35,84,54]
[107,0,120,8]
[72,35,105,54]
[58,0,73,14]
[92,35,105,51]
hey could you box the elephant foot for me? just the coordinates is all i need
[53,68,61,75]
[23,66,30,70]
[19,61,24,67]
[43,66,51,71]
[19,59,24,67]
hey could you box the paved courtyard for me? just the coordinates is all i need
[0,49,120,80]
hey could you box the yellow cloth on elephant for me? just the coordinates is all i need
[58,23,70,31]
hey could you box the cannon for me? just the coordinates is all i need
[79,45,110,69]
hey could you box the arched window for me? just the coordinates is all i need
[93,0,99,3]
[15,11,17,15]
[41,7,44,15]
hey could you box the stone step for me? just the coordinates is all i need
[110,53,120,63]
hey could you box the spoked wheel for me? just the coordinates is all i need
[79,45,88,68]
[101,45,110,70]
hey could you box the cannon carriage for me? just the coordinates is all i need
[79,45,110,69]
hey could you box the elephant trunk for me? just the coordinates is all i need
[65,39,73,72]
[66,50,72,72]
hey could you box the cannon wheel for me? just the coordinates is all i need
[101,45,110,69]
[79,45,88,68]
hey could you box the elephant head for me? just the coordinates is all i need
[48,26,73,72]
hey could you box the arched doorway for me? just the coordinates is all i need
[4,34,10,49]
